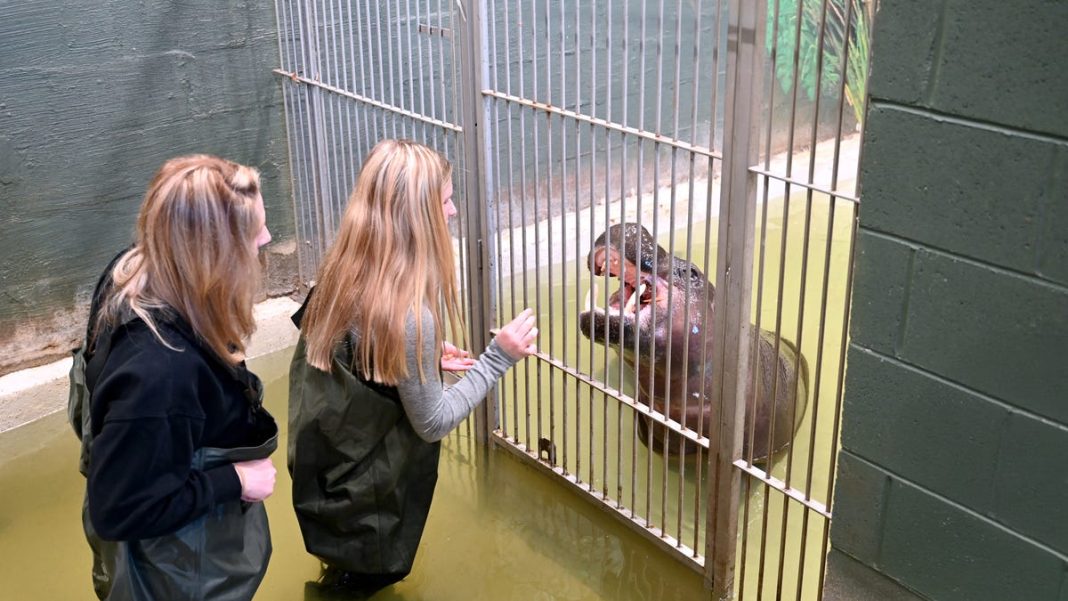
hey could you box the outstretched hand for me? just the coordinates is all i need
[441,340,476,372]
[495,308,539,360]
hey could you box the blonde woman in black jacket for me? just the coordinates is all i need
[70,155,279,600]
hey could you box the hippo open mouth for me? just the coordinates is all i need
[583,244,668,326]
[578,222,808,461]
[578,223,708,364]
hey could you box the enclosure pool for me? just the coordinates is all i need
[0,347,705,600]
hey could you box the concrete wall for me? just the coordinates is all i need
[830,1,1068,600]
[0,0,296,376]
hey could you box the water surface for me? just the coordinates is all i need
[0,347,704,600]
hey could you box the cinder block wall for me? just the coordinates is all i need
[830,1,1068,600]
[0,1,294,375]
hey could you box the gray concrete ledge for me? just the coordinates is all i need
[0,297,302,434]
[822,549,926,601]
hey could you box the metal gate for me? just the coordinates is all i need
[273,0,872,598]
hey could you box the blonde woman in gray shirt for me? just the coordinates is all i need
[288,139,537,596]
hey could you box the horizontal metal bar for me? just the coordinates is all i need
[491,432,705,573]
[482,89,723,162]
[733,459,832,519]
[749,165,860,204]
[531,353,711,449]
[274,68,464,134]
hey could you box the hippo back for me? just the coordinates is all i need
[743,331,809,462]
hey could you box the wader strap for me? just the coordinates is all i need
[292,287,403,404]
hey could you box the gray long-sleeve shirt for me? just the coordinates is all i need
[359,306,518,442]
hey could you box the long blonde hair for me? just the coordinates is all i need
[97,155,265,366]
[301,139,463,383]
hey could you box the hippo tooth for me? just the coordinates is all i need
[638,283,647,300]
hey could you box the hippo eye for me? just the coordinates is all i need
[688,266,706,284]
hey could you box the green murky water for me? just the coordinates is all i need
[0,347,704,600]
[492,188,856,599]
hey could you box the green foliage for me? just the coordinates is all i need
[765,0,871,125]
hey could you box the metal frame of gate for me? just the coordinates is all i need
[273,0,872,598]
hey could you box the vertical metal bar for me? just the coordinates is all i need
[589,0,605,494]
[614,0,628,483]
[323,0,343,219]
[361,1,381,141]
[669,0,687,547]
[634,0,654,526]
[424,1,440,129]
[308,0,331,252]
[275,0,308,284]
[289,0,320,273]
[291,4,316,274]
[539,0,557,475]
[830,0,859,194]
[385,0,402,136]
[694,0,724,558]
[516,0,533,451]
[606,0,623,508]
[414,0,428,130]
[652,0,671,534]
[346,1,361,194]
[458,0,496,444]
[355,1,377,145]
[530,0,545,452]
[707,0,724,155]
[707,0,765,597]
[403,0,418,136]
[371,1,392,138]
[436,0,449,150]
[337,0,356,195]
[501,0,522,445]
[553,0,568,478]
[683,0,707,557]
[450,1,465,144]
[302,0,336,257]
[450,0,473,388]
[576,0,593,490]
[275,0,290,73]
[487,0,507,439]
[567,0,579,483]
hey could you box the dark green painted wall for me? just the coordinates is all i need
[831,1,1068,600]
[0,0,293,374]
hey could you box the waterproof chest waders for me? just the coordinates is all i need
[288,297,441,585]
